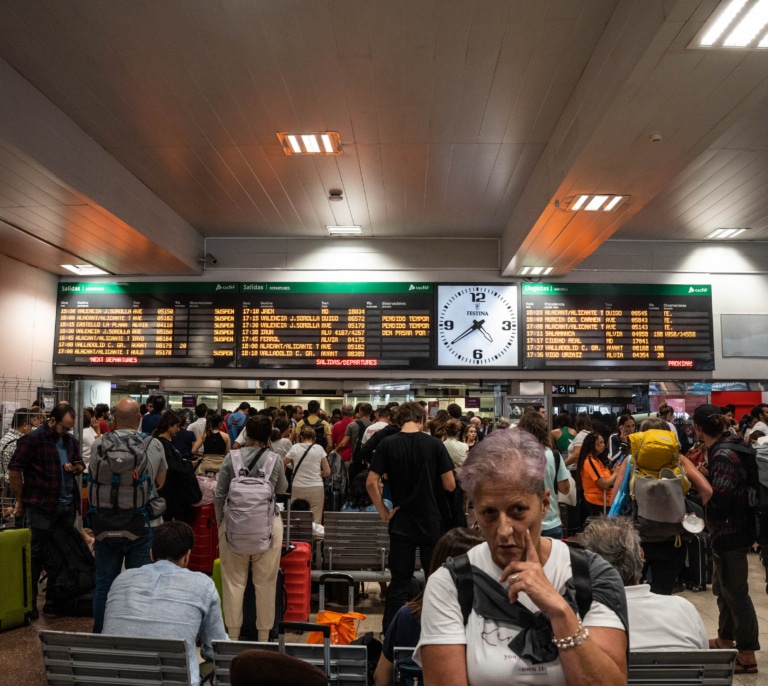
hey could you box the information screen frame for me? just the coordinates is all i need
[520,283,715,371]
[53,281,434,370]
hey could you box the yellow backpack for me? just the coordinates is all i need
[628,429,690,541]
[629,429,689,495]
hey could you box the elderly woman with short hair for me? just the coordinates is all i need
[415,429,629,686]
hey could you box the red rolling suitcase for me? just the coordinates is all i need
[280,497,312,622]
[281,542,312,622]
[188,503,219,574]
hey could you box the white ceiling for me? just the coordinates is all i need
[0,0,767,277]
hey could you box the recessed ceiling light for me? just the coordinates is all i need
[694,0,768,49]
[327,225,362,236]
[705,227,748,239]
[519,266,554,276]
[277,131,342,155]
[565,194,626,212]
[61,263,109,276]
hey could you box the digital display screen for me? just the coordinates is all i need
[521,284,714,371]
[53,282,433,369]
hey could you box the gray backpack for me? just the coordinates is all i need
[224,447,279,555]
[88,432,154,542]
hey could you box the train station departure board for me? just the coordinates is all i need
[521,284,714,371]
[53,282,433,369]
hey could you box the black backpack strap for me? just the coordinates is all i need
[245,447,269,475]
[553,448,562,475]
[568,547,592,620]
[453,553,474,626]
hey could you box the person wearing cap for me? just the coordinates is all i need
[692,403,760,675]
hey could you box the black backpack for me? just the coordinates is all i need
[350,420,367,466]
[720,441,765,540]
[303,418,327,449]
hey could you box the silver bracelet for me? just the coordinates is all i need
[551,620,590,649]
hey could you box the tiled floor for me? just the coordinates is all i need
[4,553,768,684]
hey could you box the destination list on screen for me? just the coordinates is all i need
[53,282,433,369]
[521,284,714,371]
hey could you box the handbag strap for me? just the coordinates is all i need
[292,444,314,482]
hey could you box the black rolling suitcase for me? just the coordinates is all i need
[680,531,712,591]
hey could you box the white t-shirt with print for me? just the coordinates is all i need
[414,540,624,686]
[362,421,387,444]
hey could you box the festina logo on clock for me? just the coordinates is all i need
[437,285,519,367]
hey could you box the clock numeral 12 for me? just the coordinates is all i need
[471,292,486,303]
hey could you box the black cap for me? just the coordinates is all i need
[692,404,721,425]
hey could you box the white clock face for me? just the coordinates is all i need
[437,285,519,367]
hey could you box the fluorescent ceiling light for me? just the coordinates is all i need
[277,131,342,155]
[694,0,768,49]
[571,195,589,211]
[565,194,626,212]
[705,228,748,239]
[61,263,109,276]
[327,225,362,236]
[701,0,749,44]
[287,135,301,154]
[302,135,320,153]
[519,266,554,276]
[585,195,609,211]
[724,0,768,46]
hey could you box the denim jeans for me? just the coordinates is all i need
[92,533,152,633]
[541,525,564,539]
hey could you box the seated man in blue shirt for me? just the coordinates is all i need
[103,521,228,686]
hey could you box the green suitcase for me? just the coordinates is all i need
[0,527,33,630]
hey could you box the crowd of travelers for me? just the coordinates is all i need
[1,395,765,683]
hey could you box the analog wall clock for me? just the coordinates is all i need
[437,285,519,367]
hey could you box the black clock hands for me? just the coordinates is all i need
[450,319,493,345]
[477,321,493,343]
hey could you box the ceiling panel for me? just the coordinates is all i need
[2,1,768,277]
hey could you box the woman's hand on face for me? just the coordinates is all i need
[498,530,566,615]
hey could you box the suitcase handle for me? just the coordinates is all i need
[278,622,331,678]
[319,572,355,586]
[278,621,330,637]
[318,572,355,613]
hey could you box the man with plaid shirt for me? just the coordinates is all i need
[8,404,84,618]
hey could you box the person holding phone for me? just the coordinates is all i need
[607,415,635,465]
